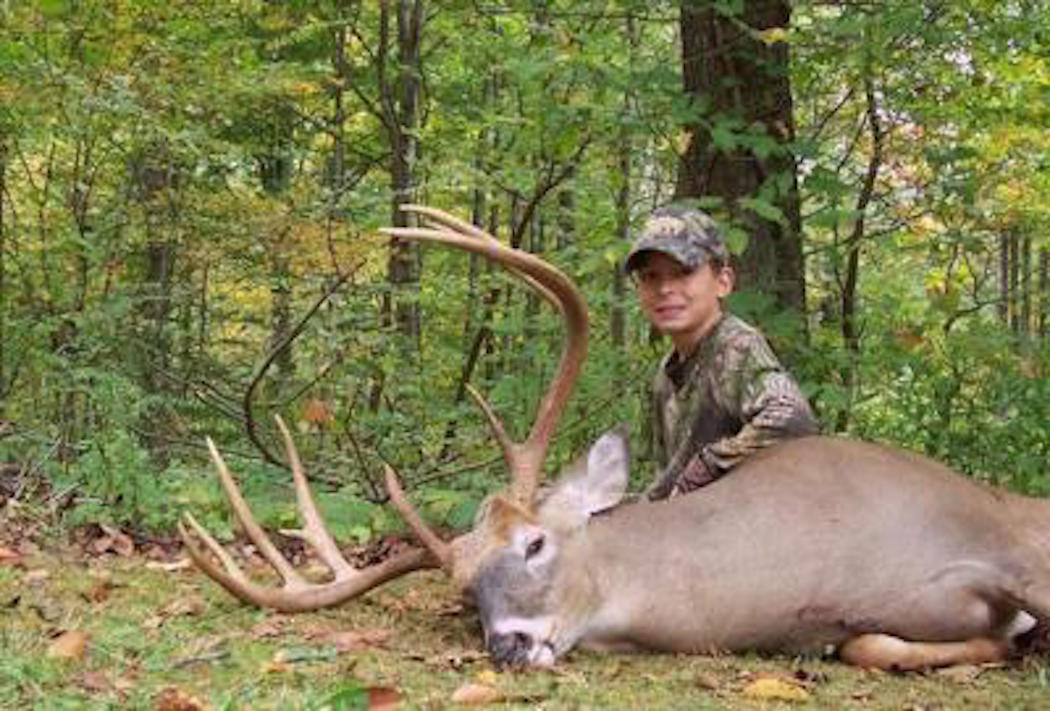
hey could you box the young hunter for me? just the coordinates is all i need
[625,205,818,500]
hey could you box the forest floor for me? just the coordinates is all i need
[3,510,1050,710]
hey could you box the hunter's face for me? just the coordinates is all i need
[634,252,734,353]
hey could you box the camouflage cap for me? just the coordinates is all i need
[624,205,729,273]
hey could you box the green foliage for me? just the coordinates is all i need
[0,0,1047,545]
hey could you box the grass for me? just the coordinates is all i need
[3,546,1050,709]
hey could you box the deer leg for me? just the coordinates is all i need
[839,633,1009,671]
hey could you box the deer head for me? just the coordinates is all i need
[179,204,602,666]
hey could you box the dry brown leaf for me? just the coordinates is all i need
[78,671,110,693]
[302,398,334,425]
[0,545,22,565]
[320,628,394,653]
[741,676,809,702]
[450,682,502,705]
[47,630,90,660]
[144,595,208,630]
[695,671,721,690]
[83,581,115,604]
[368,686,402,710]
[91,524,135,557]
[154,687,211,711]
[249,616,288,639]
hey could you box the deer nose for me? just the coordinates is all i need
[487,631,532,667]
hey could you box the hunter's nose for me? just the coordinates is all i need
[488,631,532,667]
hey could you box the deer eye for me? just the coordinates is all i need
[525,535,545,560]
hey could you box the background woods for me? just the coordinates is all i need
[0,1,1048,538]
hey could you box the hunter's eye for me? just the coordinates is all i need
[525,536,545,560]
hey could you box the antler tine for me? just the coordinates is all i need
[179,513,435,611]
[399,204,561,311]
[204,436,305,585]
[383,463,453,571]
[180,428,439,612]
[380,211,588,505]
[272,415,352,577]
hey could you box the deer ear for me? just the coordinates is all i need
[540,426,630,525]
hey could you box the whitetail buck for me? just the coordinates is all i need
[180,205,1050,671]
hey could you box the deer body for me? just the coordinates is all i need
[182,205,1050,672]
[536,436,1046,661]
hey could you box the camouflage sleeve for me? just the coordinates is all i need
[703,334,818,474]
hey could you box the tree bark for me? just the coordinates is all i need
[383,0,423,344]
[1021,234,1031,337]
[998,233,1009,326]
[1040,248,1048,339]
[676,0,805,317]
[611,12,638,353]
[1009,230,1020,334]
[0,138,6,406]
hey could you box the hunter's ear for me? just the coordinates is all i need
[539,426,630,526]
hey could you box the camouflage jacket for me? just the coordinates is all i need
[645,314,818,500]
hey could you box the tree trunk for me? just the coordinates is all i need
[1021,234,1031,337]
[1039,248,1048,339]
[676,1,805,318]
[611,12,638,353]
[835,71,883,433]
[0,138,6,407]
[384,0,423,345]
[1009,230,1020,334]
[998,233,1009,326]
[129,142,179,467]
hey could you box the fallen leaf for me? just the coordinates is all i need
[91,524,135,557]
[249,616,288,639]
[935,664,984,683]
[154,686,210,711]
[78,671,110,693]
[261,660,292,675]
[474,670,499,686]
[47,630,90,660]
[695,671,721,690]
[368,686,402,710]
[323,628,394,653]
[23,568,50,584]
[0,545,22,565]
[741,676,810,702]
[450,682,502,705]
[145,558,193,572]
[83,581,115,603]
[143,595,208,629]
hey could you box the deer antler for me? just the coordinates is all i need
[183,204,588,610]
[382,204,589,506]
[178,415,436,612]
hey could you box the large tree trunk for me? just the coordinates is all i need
[676,1,805,317]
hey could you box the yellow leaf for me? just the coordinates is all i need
[756,27,790,45]
[741,677,809,702]
[474,669,500,686]
[450,682,502,705]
